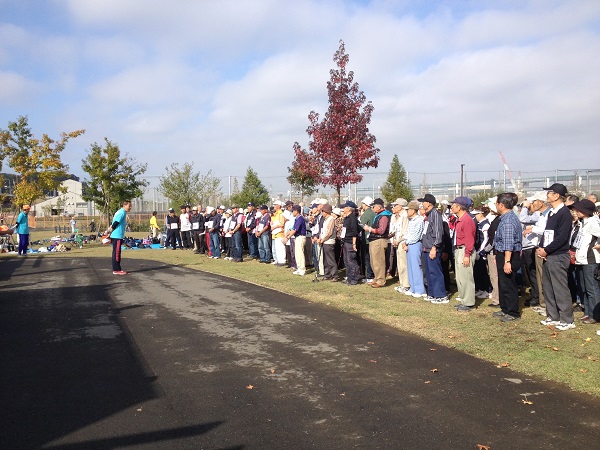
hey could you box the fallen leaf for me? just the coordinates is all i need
[447,335,455,339]
[476,445,491,450]
[246,385,254,390]
[340,392,346,396]
[580,369,588,373]
[270,368,276,374]
[521,395,533,405]
[424,381,431,384]
[585,338,592,342]
[552,347,560,351]
[499,362,510,367]
[136,408,142,412]
[430,348,437,351]
[368,341,375,344]
[369,360,378,363]
[430,368,439,373]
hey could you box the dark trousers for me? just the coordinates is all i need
[232,232,243,260]
[111,238,123,271]
[18,233,29,255]
[247,232,259,258]
[166,229,181,249]
[474,256,492,292]
[423,250,446,298]
[496,252,521,318]
[343,241,360,283]
[522,248,540,303]
[323,243,337,278]
[181,230,192,248]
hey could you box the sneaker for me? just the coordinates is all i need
[113,270,127,275]
[492,311,506,317]
[596,330,600,336]
[431,296,449,304]
[540,318,560,327]
[296,271,306,276]
[411,292,426,298]
[476,291,489,299]
[363,278,374,284]
[455,297,463,303]
[424,296,436,302]
[394,286,408,293]
[555,322,576,331]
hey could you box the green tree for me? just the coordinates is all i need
[469,189,498,208]
[159,163,222,209]
[230,167,269,206]
[380,154,412,202]
[81,138,148,218]
[0,115,84,206]
[287,142,321,198]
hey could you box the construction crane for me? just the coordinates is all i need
[498,151,518,192]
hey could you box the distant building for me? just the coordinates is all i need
[33,179,94,217]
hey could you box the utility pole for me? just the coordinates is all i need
[460,164,465,196]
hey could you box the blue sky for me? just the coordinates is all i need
[1,0,599,197]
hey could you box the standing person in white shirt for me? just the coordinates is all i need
[390,198,409,292]
[180,205,193,249]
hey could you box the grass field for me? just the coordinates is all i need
[4,229,600,398]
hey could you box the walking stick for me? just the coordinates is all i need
[312,243,323,283]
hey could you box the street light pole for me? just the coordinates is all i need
[460,164,465,197]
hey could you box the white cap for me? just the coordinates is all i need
[206,206,215,214]
[318,198,328,205]
[487,201,498,213]
[273,200,285,206]
[332,207,342,216]
[361,196,373,206]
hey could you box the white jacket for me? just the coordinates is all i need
[574,215,600,265]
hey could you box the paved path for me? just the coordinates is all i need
[1,256,599,449]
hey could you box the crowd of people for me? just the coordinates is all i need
[150,184,600,332]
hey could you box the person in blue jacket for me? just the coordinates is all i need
[106,200,132,275]
[15,205,31,256]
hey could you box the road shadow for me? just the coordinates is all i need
[0,258,224,448]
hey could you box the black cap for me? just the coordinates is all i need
[247,202,255,206]
[259,204,269,210]
[543,183,568,197]
[569,199,595,216]
[285,200,294,206]
[169,208,175,212]
[371,198,385,207]
[417,193,437,205]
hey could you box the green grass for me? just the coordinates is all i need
[5,229,600,397]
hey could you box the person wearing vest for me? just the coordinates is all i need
[359,196,376,283]
[166,208,182,250]
[245,202,259,259]
[364,198,392,288]
[190,206,206,254]
[256,205,272,263]
[208,207,222,258]
[230,205,244,262]
[318,204,338,280]
[180,205,193,249]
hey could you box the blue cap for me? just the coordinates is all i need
[341,200,357,209]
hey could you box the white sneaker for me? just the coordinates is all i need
[455,297,463,302]
[596,330,600,336]
[431,297,450,304]
[411,292,426,298]
[423,296,435,302]
[555,322,576,331]
[296,271,305,276]
[540,318,560,326]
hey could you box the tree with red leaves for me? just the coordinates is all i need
[293,40,379,204]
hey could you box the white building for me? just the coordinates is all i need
[33,179,95,217]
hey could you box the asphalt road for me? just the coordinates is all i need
[1,256,599,449]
